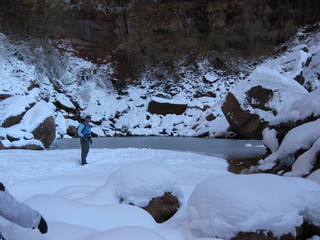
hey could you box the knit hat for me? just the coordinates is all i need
[85,115,91,119]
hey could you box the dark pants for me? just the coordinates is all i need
[80,137,90,164]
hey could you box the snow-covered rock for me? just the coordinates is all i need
[222,91,269,139]
[258,88,320,182]
[20,101,56,148]
[0,95,36,128]
[80,163,183,223]
[187,174,320,239]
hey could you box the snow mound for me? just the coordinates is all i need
[308,170,320,185]
[187,174,320,239]
[106,163,184,207]
[87,226,166,240]
[24,194,156,231]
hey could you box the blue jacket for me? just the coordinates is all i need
[77,123,91,137]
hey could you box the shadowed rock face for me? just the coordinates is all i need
[0,141,5,150]
[1,0,319,73]
[222,92,269,139]
[148,100,187,116]
[32,116,56,148]
[142,192,180,223]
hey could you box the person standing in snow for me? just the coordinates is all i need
[0,182,48,239]
[77,115,92,166]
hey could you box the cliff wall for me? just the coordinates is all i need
[1,0,319,83]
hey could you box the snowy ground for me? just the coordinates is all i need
[0,147,319,240]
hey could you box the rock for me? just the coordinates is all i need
[27,80,40,91]
[0,94,12,101]
[148,100,187,116]
[32,116,56,148]
[206,113,216,121]
[300,222,320,239]
[0,140,5,150]
[6,134,20,142]
[0,96,36,128]
[233,222,320,240]
[231,226,302,240]
[222,92,269,139]
[67,125,77,137]
[246,86,274,112]
[142,192,180,223]
[2,111,28,128]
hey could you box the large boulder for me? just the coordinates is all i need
[222,91,269,139]
[32,116,56,148]
[20,102,56,148]
[187,174,320,240]
[222,50,309,139]
[100,163,183,223]
[148,98,187,116]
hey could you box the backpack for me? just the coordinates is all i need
[75,123,85,137]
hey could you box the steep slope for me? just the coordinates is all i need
[0,23,319,150]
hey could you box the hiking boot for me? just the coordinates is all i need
[81,162,88,166]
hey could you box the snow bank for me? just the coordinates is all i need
[87,226,166,240]
[25,194,156,231]
[187,174,320,239]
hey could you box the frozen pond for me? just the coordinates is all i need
[50,137,266,159]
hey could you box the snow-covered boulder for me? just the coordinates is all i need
[109,163,183,223]
[222,47,310,139]
[84,163,183,223]
[258,88,320,180]
[0,95,36,128]
[187,174,320,240]
[222,91,269,139]
[20,102,56,148]
[3,139,44,150]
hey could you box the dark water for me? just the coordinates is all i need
[50,136,266,159]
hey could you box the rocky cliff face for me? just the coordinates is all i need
[1,0,320,85]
